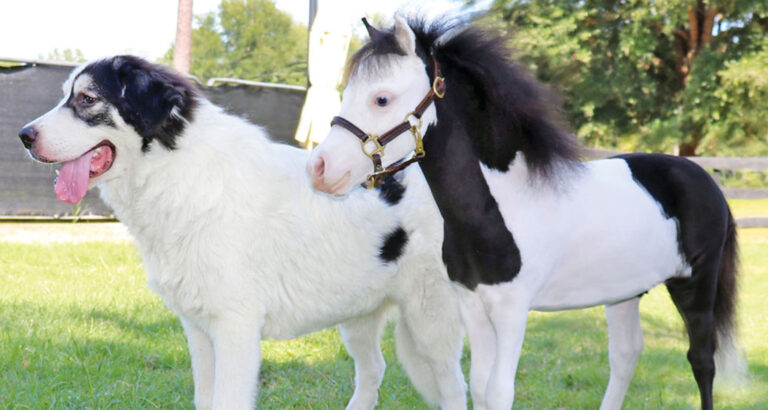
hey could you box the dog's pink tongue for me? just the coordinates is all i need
[54,151,93,204]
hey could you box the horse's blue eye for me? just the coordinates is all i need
[375,96,390,107]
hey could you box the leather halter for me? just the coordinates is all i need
[330,58,445,189]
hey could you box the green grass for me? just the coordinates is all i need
[1,230,767,408]
[730,199,768,218]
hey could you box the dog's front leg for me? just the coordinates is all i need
[182,319,215,410]
[210,317,263,410]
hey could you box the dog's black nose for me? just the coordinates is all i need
[18,125,38,149]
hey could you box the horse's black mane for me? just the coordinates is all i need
[348,17,582,178]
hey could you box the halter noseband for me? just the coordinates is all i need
[330,58,445,189]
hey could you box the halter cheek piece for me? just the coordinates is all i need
[330,58,445,189]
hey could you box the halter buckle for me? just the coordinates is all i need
[411,125,425,157]
[360,135,384,159]
[365,167,387,189]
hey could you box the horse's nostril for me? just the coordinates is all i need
[18,125,38,149]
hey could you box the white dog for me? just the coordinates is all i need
[19,56,466,410]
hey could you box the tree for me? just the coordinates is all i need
[489,0,768,156]
[43,48,87,63]
[164,0,307,86]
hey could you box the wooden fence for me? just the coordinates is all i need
[583,148,768,227]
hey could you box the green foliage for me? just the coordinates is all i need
[164,0,307,86]
[709,41,768,155]
[490,0,768,155]
[43,48,87,63]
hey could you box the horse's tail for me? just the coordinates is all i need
[713,210,747,386]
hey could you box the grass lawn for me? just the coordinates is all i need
[0,228,766,408]
[730,199,768,218]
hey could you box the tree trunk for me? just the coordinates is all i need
[172,0,194,74]
[672,1,717,155]
[677,1,717,85]
[679,129,702,156]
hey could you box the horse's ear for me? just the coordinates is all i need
[362,17,382,39]
[393,15,416,56]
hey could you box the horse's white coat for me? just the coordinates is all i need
[480,156,690,312]
[23,69,467,410]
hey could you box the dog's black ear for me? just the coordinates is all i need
[111,56,197,152]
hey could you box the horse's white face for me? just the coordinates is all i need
[309,16,436,195]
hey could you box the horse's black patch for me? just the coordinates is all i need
[377,175,405,205]
[620,152,738,401]
[618,153,729,265]
[379,227,408,263]
[78,55,198,152]
[420,118,522,290]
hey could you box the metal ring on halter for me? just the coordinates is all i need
[432,76,446,99]
[360,135,384,159]
[404,111,422,129]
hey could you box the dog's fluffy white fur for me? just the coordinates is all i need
[21,56,466,409]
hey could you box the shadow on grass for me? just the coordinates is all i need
[2,301,764,409]
[517,310,767,409]
[0,302,430,409]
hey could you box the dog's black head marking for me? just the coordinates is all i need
[78,55,199,152]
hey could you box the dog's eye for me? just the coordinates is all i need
[79,94,97,106]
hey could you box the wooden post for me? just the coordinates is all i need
[172,0,193,74]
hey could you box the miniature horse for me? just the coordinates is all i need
[309,16,742,410]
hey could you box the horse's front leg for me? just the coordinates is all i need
[601,297,643,410]
[478,282,530,410]
[210,316,264,410]
[456,286,496,410]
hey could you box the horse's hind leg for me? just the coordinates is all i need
[600,297,644,410]
[667,254,720,410]
[339,305,390,410]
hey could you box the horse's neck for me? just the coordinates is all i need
[417,122,527,287]
[419,121,514,223]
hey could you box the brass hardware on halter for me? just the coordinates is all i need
[365,173,379,189]
[329,56,445,190]
[433,76,446,99]
[406,112,425,157]
[360,135,384,159]
[363,121,426,189]
[412,125,425,157]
